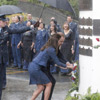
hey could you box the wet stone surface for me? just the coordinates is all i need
[2,68,72,100]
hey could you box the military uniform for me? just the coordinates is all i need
[0,15,31,100]
[0,25,9,100]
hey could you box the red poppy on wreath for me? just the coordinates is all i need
[73,63,77,71]
[71,76,76,81]
[96,38,100,42]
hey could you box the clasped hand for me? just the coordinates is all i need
[66,62,73,69]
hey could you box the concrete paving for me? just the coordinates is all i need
[2,68,72,100]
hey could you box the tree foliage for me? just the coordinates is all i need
[0,0,18,6]
[68,0,79,18]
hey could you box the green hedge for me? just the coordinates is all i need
[0,0,18,6]
[66,87,100,100]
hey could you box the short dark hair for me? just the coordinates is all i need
[41,34,61,53]
[39,22,45,28]
[67,15,73,19]
[27,20,32,25]
[17,16,20,21]
[51,20,57,25]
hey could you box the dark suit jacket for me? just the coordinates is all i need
[69,22,77,41]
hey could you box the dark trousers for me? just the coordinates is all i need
[7,45,13,66]
[0,58,7,100]
[41,67,56,100]
[12,44,21,68]
[0,64,3,100]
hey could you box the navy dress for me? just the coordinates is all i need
[34,29,49,53]
[28,47,66,85]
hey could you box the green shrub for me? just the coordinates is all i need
[0,0,18,5]
[66,87,100,100]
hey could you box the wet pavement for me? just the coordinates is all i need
[2,67,72,100]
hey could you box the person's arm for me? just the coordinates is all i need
[31,42,35,50]
[55,61,73,69]
[8,26,31,34]
[0,31,9,45]
[45,31,49,42]
[32,29,36,43]
[55,64,67,69]
[72,23,77,47]
[17,41,22,48]
[47,47,67,68]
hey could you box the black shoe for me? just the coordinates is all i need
[51,72,58,74]
[61,73,67,76]
[12,65,17,68]
[18,67,22,69]
[23,69,28,71]
[2,86,6,90]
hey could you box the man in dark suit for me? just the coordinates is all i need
[67,16,78,61]
[0,15,32,100]
[11,16,22,68]
[41,33,73,100]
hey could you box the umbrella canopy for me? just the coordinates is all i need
[39,0,75,15]
[0,5,23,15]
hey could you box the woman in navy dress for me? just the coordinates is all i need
[28,36,73,100]
[34,22,49,53]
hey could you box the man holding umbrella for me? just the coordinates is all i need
[0,14,32,100]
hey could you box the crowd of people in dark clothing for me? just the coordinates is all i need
[0,13,79,100]
[5,14,78,72]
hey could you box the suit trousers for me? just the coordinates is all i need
[0,57,7,100]
[12,44,21,68]
[41,66,56,100]
[0,64,3,100]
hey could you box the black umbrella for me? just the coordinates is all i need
[39,0,75,16]
[0,5,23,15]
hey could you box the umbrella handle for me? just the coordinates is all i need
[34,3,46,28]
[39,3,46,19]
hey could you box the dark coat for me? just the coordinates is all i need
[21,29,36,62]
[0,24,31,100]
[69,22,77,41]
[0,25,31,64]
[11,23,23,45]
[60,29,74,62]
[0,26,9,64]
[34,29,49,53]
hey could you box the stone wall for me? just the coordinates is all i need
[17,1,66,26]
[79,0,100,94]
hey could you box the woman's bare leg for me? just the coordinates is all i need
[31,85,44,100]
[44,82,52,100]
